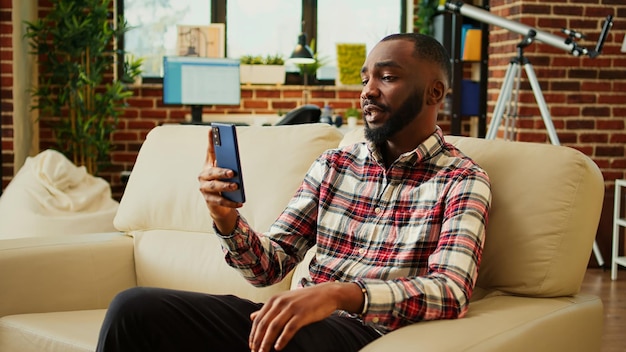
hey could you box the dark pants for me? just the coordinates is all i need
[96,287,382,352]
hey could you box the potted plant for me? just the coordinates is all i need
[239,54,286,85]
[24,0,142,175]
[416,0,440,36]
[345,107,361,128]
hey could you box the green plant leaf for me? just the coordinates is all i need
[23,0,142,175]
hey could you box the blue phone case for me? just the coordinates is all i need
[211,123,245,203]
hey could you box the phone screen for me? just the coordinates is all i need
[211,123,245,203]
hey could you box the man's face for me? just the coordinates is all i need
[359,40,426,144]
[363,86,424,145]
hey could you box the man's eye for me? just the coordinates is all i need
[361,78,369,86]
[382,75,395,82]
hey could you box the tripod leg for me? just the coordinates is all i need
[593,240,605,269]
[487,62,519,139]
[522,63,560,145]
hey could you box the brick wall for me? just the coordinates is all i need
[0,0,11,193]
[488,0,625,182]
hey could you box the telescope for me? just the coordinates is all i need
[444,1,613,58]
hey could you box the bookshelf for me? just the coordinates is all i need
[433,0,489,137]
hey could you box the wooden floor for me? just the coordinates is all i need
[580,268,626,352]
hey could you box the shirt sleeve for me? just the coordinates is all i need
[355,168,491,331]
[213,157,324,287]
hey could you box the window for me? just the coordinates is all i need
[120,0,212,77]
[226,0,302,60]
[316,0,402,79]
[118,0,408,81]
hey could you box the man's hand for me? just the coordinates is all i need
[198,129,242,234]
[249,282,364,352]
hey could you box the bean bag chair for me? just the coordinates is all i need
[0,149,119,239]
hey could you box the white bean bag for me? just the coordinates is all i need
[0,149,119,239]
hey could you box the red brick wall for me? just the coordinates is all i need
[0,0,12,193]
[488,0,625,181]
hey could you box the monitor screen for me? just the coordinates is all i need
[162,56,241,107]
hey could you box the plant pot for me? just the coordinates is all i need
[239,64,286,85]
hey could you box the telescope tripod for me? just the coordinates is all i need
[486,32,560,143]
[485,33,605,268]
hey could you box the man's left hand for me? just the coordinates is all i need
[248,282,364,352]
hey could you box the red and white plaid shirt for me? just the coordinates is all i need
[217,127,491,333]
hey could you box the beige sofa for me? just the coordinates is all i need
[0,123,604,351]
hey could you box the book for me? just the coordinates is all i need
[462,28,482,61]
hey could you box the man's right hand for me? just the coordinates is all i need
[198,129,242,234]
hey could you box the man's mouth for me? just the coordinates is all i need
[363,103,386,123]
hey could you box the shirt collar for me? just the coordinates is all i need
[366,126,446,167]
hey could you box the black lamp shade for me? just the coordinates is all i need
[290,33,315,64]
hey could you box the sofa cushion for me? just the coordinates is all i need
[132,229,296,303]
[115,123,344,299]
[0,310,105,352]
[360,294,602,352]
[449,136,603,297]
[339,127,604,297]
[115,123,344,234]
[0,233,135,318]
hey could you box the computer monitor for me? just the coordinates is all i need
[162,56,241,124]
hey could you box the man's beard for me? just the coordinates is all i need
[363,90,424,145]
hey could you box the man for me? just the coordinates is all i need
[96,33,491,352]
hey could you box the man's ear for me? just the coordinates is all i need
[427,80,447,106]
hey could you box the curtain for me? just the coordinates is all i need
[11,0,38,174]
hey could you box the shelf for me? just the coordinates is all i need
[433,2,489,138]
[612,179,626,280]
[615,256,626,267]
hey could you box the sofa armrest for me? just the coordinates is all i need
[0,232,136,317]
[360,294,602,352]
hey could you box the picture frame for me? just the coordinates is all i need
[177,24,225,58]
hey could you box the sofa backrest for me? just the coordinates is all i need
[341,128,604,297]
[116,122,604,302]
[114,123,344,302]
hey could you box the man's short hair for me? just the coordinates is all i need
[381,33,451,86]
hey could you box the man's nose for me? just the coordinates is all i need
[360,80,379,100]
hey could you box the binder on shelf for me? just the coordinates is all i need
[462,28,482,61]
[461,79,480,116]
[460,24,474,58]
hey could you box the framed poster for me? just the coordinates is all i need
[336,43,366,85]
[177,24,225,58]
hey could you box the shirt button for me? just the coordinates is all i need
[358,248,366,255]
[374,207,381,214]
[372,317,380,323]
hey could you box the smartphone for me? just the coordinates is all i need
[211,123,246,203]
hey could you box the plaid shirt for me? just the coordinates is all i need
[217,127,491,333]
